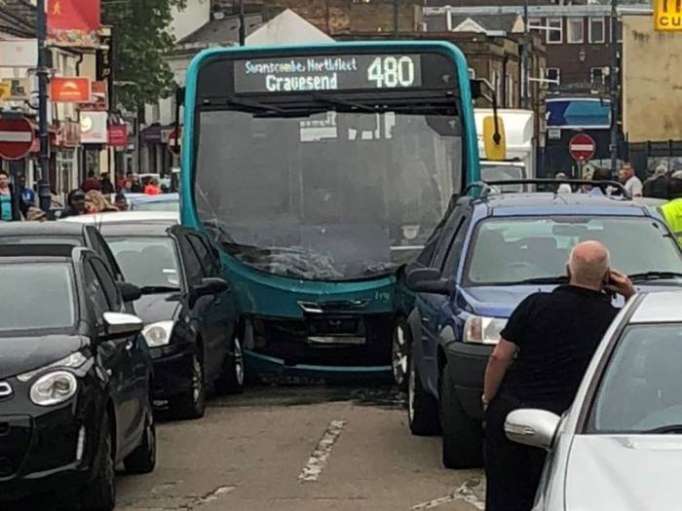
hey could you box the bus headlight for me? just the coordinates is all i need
[463,316,507,345]
[30,371,78,407]
[142,321,175,347]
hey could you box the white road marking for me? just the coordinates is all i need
[298,419,346,482]
[411,478,485,511]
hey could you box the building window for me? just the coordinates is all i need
[589,17,605,44]
[527,17,541,31]
[546,18,562,44]
[468,68,476,79]
[567,18,584,44]
[546,68,560,89]
[507,75,514,107]
[591,67,606,85]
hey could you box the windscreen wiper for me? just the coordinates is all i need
[640,424,682,434]
[215,97,287,115]
[140,285,180,294]
[628,271,682,282]
[310,94,376,113]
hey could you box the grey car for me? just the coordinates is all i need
[506,291,682,511]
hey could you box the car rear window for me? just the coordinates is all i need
[0,262,76,332]
[465,216,682,285]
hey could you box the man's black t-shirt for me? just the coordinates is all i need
[499,285,619,414]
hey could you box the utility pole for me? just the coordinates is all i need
[36,0,51,212]
[521,0,530,109]
[394,0,400,37]
[239,0,246,46]
[609,0,619,176]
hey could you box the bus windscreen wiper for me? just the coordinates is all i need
[310,94,376,113]
[640,424,682,434]
[628,271,682,282]
[221,97,287,114]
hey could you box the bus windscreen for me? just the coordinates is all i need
[193,49,463,282]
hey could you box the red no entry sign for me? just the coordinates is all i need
[0,117,34,160]
[569,133,596,162]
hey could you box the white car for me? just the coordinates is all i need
[506,291,682,511]
[60,211,179,225]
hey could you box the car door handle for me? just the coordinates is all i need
[125,341,134,351]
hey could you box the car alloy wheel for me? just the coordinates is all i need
[192,354,204,405]
[392,323,409,390]
[233,337,245,387]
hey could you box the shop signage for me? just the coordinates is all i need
[107,124,128,147]
[51,77,91,103]
[80,110,107,144]
[47,0,101,47]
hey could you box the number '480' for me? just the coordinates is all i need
[367,56,416,88]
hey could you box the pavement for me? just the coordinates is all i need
[113,385,486,511]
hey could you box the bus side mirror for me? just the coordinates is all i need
[483,115,507,161]
[175,86,186,107]
[470,79,483,100]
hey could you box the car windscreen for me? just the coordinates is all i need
[133,200,180,212]
[465,216,682,286]
[106,237,181,289]
[588,323,682,434]
[0,262,76,332]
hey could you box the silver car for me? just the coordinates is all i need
[506,291,682,511]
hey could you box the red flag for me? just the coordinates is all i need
[48,0,101,46]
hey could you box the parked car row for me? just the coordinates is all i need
[393,180,682,470]
[0,211,242,510]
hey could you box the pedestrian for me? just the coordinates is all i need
[59,189,88,219]
[25,206,47,222]
[660,171,682,245]
[482,241,635,511]
[643,165,670,199]
[0,170,22,222]
[130,173,143,193]
[85,190,118,213]
[81,170,102,193]
[554,172,572,193]
[619,162,643,197]
[16,173,35,213]
[144,178,162,195]
[589,167,612,196]
[114,192,128,211]
[99,172,115,195]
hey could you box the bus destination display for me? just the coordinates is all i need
[234,54,423,93]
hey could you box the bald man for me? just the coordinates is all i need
[482,241,634,511]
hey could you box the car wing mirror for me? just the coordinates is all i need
[102,312,144,340]
[505,409,560,450]
[194,277,229,297]
[118,282,142,302]
[406,267,452,295]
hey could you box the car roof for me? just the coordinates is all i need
[60,211,179,225]
[98,221,175,237]
[0,222,85,238]
[470,193,652,217]
[128,193,179,203]
[630,292,682,324]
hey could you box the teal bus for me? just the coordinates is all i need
[180,41,480,381]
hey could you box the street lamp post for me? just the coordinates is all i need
[239,0,246,46]
[36,0,51,212]
[609,0,620,176]
[521,0,530,109]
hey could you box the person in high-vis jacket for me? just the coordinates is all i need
[661,171,682,246]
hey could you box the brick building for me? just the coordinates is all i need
[424,3,648,94]
[212,0,424,34]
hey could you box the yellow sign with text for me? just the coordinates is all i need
[656,0,682,31]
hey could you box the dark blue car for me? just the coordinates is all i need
[401,185,682,469]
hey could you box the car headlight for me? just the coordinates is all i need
[17,351,88,382]
[142,321,175,347]
[30,371,78,407]
[463,315,507,345]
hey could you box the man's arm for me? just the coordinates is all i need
[483,338,518,406]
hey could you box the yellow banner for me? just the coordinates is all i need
[655,0,682,31]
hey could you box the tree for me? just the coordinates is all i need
[102,0,186,113]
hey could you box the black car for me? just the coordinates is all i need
[0,222,124,283]
[0,245,155,511]
[94,219,243,419]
